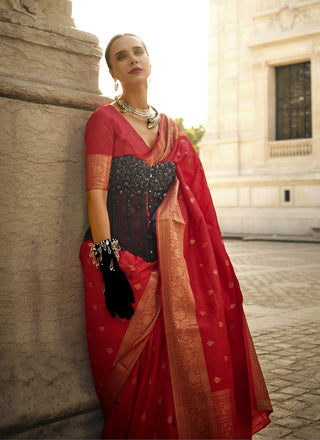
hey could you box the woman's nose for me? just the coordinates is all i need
[130,54,138,64]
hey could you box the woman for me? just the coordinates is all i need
[80,33,272,439]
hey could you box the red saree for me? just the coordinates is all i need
[80,105,272,439]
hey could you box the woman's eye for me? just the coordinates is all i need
[117,54,126,60]
[135,49,144,55]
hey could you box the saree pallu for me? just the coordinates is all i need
[80,114,272,439]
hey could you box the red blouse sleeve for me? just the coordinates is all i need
[85,106,114,191]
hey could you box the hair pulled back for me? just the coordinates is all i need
[105,33,149,69]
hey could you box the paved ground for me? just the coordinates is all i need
[9,239,319,439]
[224,239,320,440]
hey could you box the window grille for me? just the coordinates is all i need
[276,62,312,140]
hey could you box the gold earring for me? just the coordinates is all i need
[114,80,119,92]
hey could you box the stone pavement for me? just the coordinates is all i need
[9,239,318,439]
[224,239,320,440]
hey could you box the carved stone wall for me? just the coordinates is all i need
[252,0,320,40]
[0,0,110,437]
[201,0,320,236]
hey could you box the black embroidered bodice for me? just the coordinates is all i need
[108,155,176,261]
[85,155,176,262]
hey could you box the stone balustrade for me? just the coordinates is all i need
[269,139,313,158]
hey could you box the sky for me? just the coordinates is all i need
[71,0,209,127]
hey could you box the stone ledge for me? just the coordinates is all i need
[248,25,320,48]
[223,233,320,243]
[0,74,112,110]
[0,19,102,56]
[0,4,100,46]
[207,176,320,187]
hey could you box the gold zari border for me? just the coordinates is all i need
[157,178,218,439]
[101,269,161,418]
[86,154,112,190]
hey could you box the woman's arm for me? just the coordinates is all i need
[86,188,135,319]
[86,189,110,243]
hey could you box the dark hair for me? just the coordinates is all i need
[105,33,149,69]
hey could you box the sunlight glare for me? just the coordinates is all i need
[71,0,209,127]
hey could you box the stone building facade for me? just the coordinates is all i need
[201,0,320,236]
[0,0,107,436]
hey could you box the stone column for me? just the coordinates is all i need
[200,0,240,178]
[0,1,110,437]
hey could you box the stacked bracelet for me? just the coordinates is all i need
[89,238,121,270]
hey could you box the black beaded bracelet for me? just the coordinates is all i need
[89,238,121,270]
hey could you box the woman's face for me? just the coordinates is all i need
[108,35,151,88]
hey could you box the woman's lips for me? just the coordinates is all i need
[129,68,142,74]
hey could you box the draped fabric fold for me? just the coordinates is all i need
[157,178,219,438]
[80,107,272,439]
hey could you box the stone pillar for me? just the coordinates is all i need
[0,1,110,437]
[201,0,241,178]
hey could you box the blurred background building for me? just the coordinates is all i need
[201,0,320,236]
